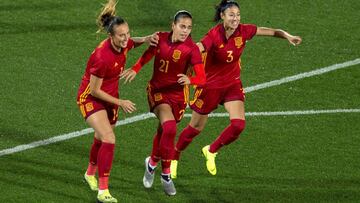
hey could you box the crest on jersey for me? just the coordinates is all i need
[172,50,181,62]
[235,37,243,48]
[154,93,163,101]
[85,102,94,112]
[219,44,224,48]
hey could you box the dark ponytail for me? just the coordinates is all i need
[214,0,240,22]
[173,10,192,23]
[97,0,126,34]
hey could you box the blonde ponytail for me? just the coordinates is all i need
[96,0,119,33]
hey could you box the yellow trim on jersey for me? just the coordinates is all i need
[112,108,118,122]
[79,84,90,104]
[147,84,155,107]
[201,52,208,65]
[79,104,86,118]
[190,88,203,106]
[183,85,190,104]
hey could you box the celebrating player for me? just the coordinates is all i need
[76,0,158,202]
[120,10,205,195]
[171,0,302,178]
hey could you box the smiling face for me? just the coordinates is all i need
[110,23,130,49]
[221,6,241,30]
[172,17,192,42]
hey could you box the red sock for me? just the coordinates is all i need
[86,137,102,175]
[209,119,245,153]
[150,125,162,165]
[173,125,200,160]
[161,163,170,174]
[159,120,177,173]
[97,142,115,190]
[99,177,109,191]
[86,163,97,176]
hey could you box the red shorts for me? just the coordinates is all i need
[190,82,245,115]
[77,98,119,125]
[147,84,188,123]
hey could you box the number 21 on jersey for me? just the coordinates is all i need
[159,59,169,73]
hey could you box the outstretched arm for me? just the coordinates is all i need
[256,27,302,46]
[131,32,159,47]
[120,46,157,83]
[196,42,205,52]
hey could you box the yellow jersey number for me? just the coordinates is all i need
[226,51,234,63]
[159,59,169,73]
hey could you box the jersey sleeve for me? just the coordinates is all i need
[200,31,214,52]
[189,63,206,85]
[89,53,107,78]
[127,38,136,49]
[132,45,157,73]
[242,24,258,41]
[190,45,203,66]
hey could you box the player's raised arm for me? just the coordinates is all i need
[120,45,157,84]
[256,27,302,46]
[131,32,159,47]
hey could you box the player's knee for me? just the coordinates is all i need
[231,119,245,135]
[190,121,205,132]
[184,125,201,140]
[161,120,177,137]
[100,131,116,144]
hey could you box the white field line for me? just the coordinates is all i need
[1,108,359,157]
[205,109,360,117]
[0,58,359,157]
[244,58,360,93]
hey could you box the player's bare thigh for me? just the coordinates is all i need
[153,103,176,124]
[224,100,245,120]
[86,110,116,143]
[93,124,116,140]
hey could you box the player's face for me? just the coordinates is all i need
[172,17,192,42]
[111,23,130,49]
[221,6,241,29]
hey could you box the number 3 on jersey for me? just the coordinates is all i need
[226,51,234,63]
[159,59,169,73]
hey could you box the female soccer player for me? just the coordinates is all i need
[171,0,302,178]
[76,0,158,202]
[120,10,205,195]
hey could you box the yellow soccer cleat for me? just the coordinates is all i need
[202,145,217,175]
[84,173,98,191]
[97,189,118,203]
[170,160,178,179]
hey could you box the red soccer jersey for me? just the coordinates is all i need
[77,38,134,103]
[136,32,203,91]
[201,23,257,89]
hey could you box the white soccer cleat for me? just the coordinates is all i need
[160,174,176,196]
[143,156,155,188]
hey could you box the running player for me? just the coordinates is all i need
[120,10,205,195]
[77,0,158,202]
[171,0,302,178]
